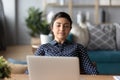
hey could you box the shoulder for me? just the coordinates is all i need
[34,43,52,56]
[75,43,87,51]
[69,41,86,50]
[71,42,84,47]
[38,43,51,49]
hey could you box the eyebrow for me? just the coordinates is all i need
[55,22,69,25]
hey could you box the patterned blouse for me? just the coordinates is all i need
[34,40,98,74]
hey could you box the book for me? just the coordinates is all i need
[113,76,120,80]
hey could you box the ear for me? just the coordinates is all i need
[49,26,53,32]
[70,26,72,31]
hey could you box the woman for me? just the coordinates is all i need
[35,12,98,74]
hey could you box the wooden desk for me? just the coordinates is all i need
[80,75,114,80]
[5,74,115,80]
[5,74,28,80]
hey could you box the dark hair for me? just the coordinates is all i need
[50,12,72,28]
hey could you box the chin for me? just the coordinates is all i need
[59,37,66,40]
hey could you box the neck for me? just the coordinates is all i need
[54,38,66,44]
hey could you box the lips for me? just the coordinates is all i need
[58,32,65,35]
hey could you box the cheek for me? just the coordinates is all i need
[66,29,71,34]
[52,27,57,34]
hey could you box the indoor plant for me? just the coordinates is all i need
[25,7,52,44]
[0,56,11,79]
[25,7,50,37]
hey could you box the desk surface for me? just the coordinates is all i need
[5,74,115,80]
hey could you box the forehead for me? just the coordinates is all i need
[54,18,70,23]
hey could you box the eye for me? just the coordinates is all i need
[56,24,61,27]
[64,25,70,28]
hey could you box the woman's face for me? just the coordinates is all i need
[52,18,71,42]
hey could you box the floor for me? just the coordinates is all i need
[0,45,33,61]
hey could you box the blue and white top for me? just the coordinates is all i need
[34,40,98,74]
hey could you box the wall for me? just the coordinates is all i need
[2,0,44,45]
[16,0,43,45]
[2,0,16,45]
[2,0,120,45]
[46,0,120,24]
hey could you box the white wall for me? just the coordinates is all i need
[2,0,44,45]
[17,0,44,45]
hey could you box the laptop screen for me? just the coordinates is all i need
[27,56,80,80]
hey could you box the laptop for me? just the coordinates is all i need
[27,56,80,80]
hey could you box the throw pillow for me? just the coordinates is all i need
[87,24,116,50]
[70,23,89,47]
[114,23,120,50]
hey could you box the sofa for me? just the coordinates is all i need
[88,51,120,75]
[71,23,120,75]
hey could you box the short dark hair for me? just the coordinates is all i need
[50,12,72,28]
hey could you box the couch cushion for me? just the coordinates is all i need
[70,24,89,47]
[114,23,120,50]
[67,33,73,42]
[88,51,120,62]
[87,24,116,50]
[97,63,120,75]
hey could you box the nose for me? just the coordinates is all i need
[60,25,64,30]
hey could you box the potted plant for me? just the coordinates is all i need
[26,7,52,44]
[0,56,11,79]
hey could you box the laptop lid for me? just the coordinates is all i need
[27,56,80,80]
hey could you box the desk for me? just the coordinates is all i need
[5,74,115,80]
[80,75,114,80]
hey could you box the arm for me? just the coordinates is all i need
[34,45,45,56]
[25,45,45,74]
[78,45,98,74]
